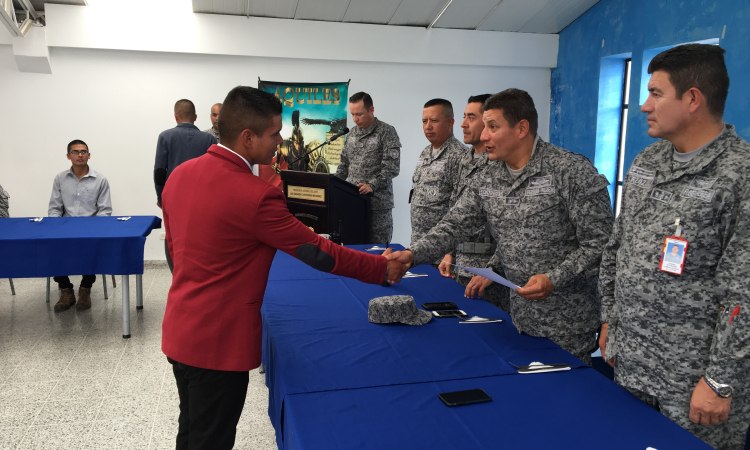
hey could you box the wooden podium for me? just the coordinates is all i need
[280,171,372,244]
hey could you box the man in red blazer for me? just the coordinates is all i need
[161,86,406,450]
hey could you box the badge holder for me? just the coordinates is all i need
[659,218,688,275]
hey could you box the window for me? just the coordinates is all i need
[593,52,631,211]
[614,59,631,216]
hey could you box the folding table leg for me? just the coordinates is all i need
[102,274,109,299]
[112,275,116,288]
[46,277,50,303]
[122,275,130,339]
[136,274,143,310]
[9,279,15,295]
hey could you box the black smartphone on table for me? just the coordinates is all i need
[439,389,492,407]
[422,302,458,310]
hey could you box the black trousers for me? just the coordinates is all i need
[165,239,174,273]
[168,357,249,450]
[54,275,96,289]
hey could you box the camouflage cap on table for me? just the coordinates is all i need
[368,295,432,326]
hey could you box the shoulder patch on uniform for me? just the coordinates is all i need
[295,243,336,273]
[526,175,555,196]
[650,188,673,204]
[681,187,715,203]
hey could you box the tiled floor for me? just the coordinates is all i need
[0,264,277,450]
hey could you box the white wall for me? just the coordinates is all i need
[0,6,554,260]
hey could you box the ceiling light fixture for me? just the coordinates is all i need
[427,0,453,30]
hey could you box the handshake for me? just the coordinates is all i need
[382,248,416,285]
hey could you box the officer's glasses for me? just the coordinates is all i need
[69,150,89,155]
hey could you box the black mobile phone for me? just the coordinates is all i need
[432,310,467,318]
[439,389,492,407]
[422,302,458,310]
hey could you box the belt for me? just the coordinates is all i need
[457,242,496,254]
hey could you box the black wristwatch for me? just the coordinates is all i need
[704,375,734,398]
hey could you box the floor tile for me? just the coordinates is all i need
[0,427,27,450]
[0,381,56,404]
[33,398,101,426]
[16,423,91,450]
[0,401,44,428]
[0,265,277,449]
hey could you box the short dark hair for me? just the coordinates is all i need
[468,94,492,112]
[648,43,729,118]
[218,86,282,143]
[174,99,196,119]
[483,89,538,137]
[423,98,454,119]
[67,139,88,154]
[349,92,373,110]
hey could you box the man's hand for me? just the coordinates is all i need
[387,250,414,269]
[516,274,554,300]
[599,323,615,368]
[465,276,493,298]
[357,183,373,194]
[439,254,455,278]
[156,202,162,209]
[386,259,408,284]
[690,378,732,426]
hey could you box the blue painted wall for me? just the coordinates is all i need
[550,0,750,175]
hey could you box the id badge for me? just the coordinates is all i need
[659,236,688,275]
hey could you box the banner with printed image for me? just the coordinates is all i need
[257,80,349,188]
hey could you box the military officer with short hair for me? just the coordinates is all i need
[438,94,510,312]
[599,44,750,450]
[203,103,222,142]
[335,92,401,244]
[392,89,613,365]
[410,98,466,255]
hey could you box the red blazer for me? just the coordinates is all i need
[161,145,387,371]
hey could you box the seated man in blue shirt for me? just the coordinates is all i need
[48,139,112,312]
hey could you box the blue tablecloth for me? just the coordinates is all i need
[283,369,712,450]
[0,216,162,277]
[262,245,587,449]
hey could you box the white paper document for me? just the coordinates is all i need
[452,265,521,290]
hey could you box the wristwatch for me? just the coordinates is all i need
[704,375,734,398]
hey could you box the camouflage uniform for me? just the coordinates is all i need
[410,135,466,257]
[410,139,613,364]
[0,184,8,217]
[203,127,220,143]
[335,119,401,244]
[599,125,750,450]
[448,148,510,313]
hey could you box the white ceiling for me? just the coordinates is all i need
[191,0,601,33]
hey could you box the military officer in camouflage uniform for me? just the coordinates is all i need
[437,94,510,312]
[394,89,613,364]
[335,92,401,244]
[410,99,466,257]
[203,103,221,142]
[598,44,750,450]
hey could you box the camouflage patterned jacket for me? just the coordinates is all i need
[410,135,467,244]
[599,124,750,393]
[203,127,220,143]
[410,139,613,337]
[448,148,497,279]
[335,119,401,210]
